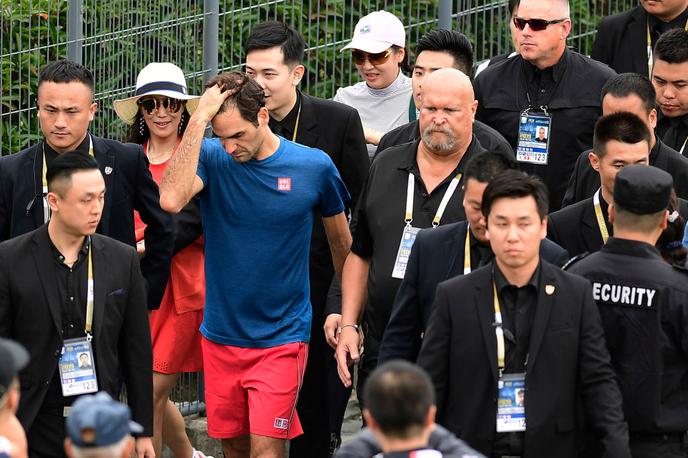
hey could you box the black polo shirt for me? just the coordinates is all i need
[43,135,90,169]
[268,91,301,141]
[658,113,688,156]
[375,118,514,160]
[474,49,616,211]
[351,136,486,351]
[649,9,688,47]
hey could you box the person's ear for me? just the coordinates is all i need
[589,152,601,172]
[47,191,60,213]
[291,64,305,86]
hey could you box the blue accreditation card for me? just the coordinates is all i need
[516,113,552,165]
[392,225,421,279]
[496,373,526,432]
[59,337,98,397]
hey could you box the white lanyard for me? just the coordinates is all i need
[680,136,687,156]
[85,236,94,340]
[464,225,472,275]
[404,172,463,227]
[493,281,505,374]
[42,135,95,223]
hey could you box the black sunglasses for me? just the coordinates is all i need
[351,49,393,66]
[137,96,183,114]
[513,17,567,31]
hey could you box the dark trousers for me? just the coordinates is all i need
[27,407,67,458]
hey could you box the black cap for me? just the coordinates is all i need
[614,165,673,214]
[0,338,29,397]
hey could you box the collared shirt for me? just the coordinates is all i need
[648,9,688,47]
[657,114,688,156]
[268,90,301,140]
[492,262,540,457]
[474,49,615,211]
[351,137,486,348]
[43,235,90,409]
[469,229,494,271]
[42,134,91,170]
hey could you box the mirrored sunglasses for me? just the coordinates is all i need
[351,49,393,66]
[137,96,183,114]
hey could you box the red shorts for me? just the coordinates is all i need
[202,338,308,440]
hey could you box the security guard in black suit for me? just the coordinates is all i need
[591,2,688,77]
[549,112,653,257]
[568,164,688,458]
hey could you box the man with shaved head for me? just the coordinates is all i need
[335,68,488,412]
[474,0,616,211]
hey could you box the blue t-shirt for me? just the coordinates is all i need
[197,137,350,348]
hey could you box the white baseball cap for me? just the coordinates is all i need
[341,11,406,54]
[113,62,200,125]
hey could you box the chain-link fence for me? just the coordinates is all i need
[1,0,637,414]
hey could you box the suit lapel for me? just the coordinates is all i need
[31,227,63,335]
[92,137,115,236]
[90,235,107,340]
[294,93,319,147]
[580,198,604,252]
[475,269,499,382]
[445,222,468,278]
[26,146,44,228]
[628,7,649,75]
[525,263,556,371]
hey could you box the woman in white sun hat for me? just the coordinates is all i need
[334,10,412,159]
[114,63,209,458]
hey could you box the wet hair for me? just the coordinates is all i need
[246,21,305,66]
[39,60,94,93]
[47,152,100,194]
[205,71,266,126]
[654,28,688,65]
[593,112,652,159]
[601,73,656,113]
[464,151,519,183]
[656,190,687,267]
[481,170,549,220]
[363,361,434,439]
[415,29,474,75]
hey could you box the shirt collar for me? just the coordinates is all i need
[523,48,568,84]
[602,237,663,260]
[648,9,688,35]
[366,69,407,97]
[43,133,91,157]
[493,261,541,294]
[398,135,482,174]
[269,89,301,133]
[48,234,90,265]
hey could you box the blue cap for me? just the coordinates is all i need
[66,392,143,447]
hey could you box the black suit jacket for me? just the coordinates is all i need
[0,136,174,309]
[591,6,649,75]
[417,262,630,458]
[548,197,605,258]
[295,92,369,320]
[0,226,153,436]
[561,140,688,207]
[378,221,569,363]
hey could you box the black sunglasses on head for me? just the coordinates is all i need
[513,17,567,31]
[137,96,183,114]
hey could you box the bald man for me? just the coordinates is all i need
[474,0,615,211]
[334,68,489,411]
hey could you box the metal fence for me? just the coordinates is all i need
[1,0,637,413]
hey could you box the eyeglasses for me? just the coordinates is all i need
[513,17,567,31]
[137,96,183,114]
[351,49,393,66]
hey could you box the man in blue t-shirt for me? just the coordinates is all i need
[159,71,352,458]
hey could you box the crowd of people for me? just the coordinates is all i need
[0,0,687,457]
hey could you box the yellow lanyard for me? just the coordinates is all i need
[42,135,95,223]
[464,226,472,274]
[647,18,688,78]
[291,103,301,142]
[493,281,505,373]
[404,173,463,226]
[593,189,610,244]
[86,236,94,339]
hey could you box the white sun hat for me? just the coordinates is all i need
[341,11,406,54]
[113,62,200,125]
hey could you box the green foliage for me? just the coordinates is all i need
[2,0,636,155]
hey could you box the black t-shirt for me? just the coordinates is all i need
[350,137,486,352]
